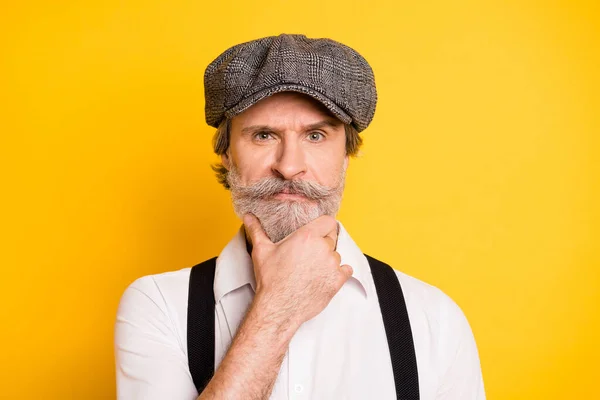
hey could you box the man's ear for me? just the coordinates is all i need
[221,152,231,171]
[343,154,349,170]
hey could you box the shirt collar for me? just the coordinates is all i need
[213,221,373,304]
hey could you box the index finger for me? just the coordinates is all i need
[243,213,272,246]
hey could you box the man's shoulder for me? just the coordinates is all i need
[125,267,193,298]
[392,268,450,306]
[386,269,472,351]
[117,266,195,323]
[370,261,470,333]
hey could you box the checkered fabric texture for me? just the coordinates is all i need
[204,34,377,132]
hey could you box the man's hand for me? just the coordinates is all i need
[198,215,353,400]
[244,213,354,329]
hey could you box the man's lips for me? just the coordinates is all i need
[272,190,309,200]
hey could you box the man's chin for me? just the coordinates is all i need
[233,195,340,242]
[251,205,322,243]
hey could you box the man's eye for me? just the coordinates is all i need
[254,132,273,141]
[308,132,325,142]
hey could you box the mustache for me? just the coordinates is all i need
[230,176,338,201]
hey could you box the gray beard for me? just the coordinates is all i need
[226,164,346,243]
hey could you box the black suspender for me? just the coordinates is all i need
[366,255,420,399]
[187,257,217,394]
[187,255,420,399]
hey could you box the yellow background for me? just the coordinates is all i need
[1,0,598,398]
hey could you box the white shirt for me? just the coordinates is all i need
[115,223,485,399]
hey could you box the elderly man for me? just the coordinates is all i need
[115,34,485,400]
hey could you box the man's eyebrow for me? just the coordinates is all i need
[303,119,342,131]
[241,125,278,135]
[240,119,342,135]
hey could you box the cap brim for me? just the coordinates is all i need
[223,84,353,126]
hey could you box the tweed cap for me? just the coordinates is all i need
[204,34,377,132]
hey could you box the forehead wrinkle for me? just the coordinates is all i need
[233,92,342,134]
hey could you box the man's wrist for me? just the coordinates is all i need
[249,292,301,340]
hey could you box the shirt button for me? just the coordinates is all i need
[294,384,304,393]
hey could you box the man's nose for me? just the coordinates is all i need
[272,139,307,180]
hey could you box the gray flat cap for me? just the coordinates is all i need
[204,34,377,132]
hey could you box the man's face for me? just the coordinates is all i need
[221,91,349,242]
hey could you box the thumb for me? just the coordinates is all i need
[243,213,271,245]
[335,264,354,291]
[340,264,354,278]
